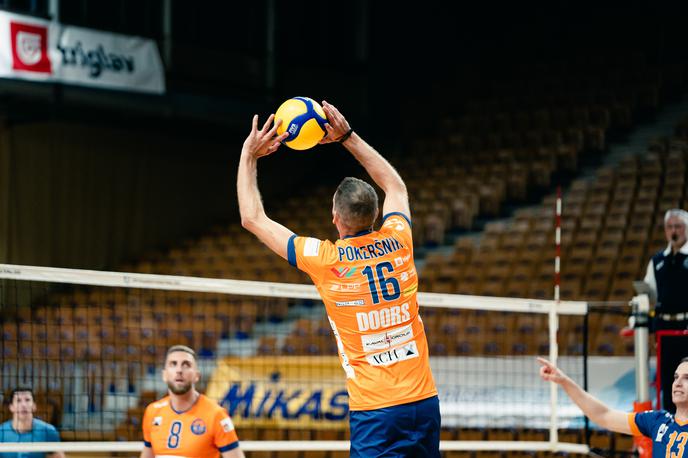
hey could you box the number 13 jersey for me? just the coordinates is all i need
[287,212,438,411]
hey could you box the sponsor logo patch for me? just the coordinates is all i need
[153,416,162,426]
[361,324,413,351]
[655,423,668,442]
[335,299,365,307]
[303,238,320,257]
[331,266,357,278]
[10,22,51,73]
[191,418,206,435]
[366,340,419,366]
[384,217,405,231]
[329,283,362,292]
[220,417,235,432]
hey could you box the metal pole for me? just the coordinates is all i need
[632,293,652,458]
[162,0,172,70]
[583,310,590,445]
[633,294,650,403]
[48,0,59,21]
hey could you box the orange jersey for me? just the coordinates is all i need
[142,394,239,457]
[287,212,437,410]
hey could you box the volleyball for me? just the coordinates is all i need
[275,97,328,150]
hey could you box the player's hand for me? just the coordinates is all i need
[242,114,289,159]
[320,101,351,144]
[537,357,568,385]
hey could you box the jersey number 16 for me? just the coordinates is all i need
[362,261,401,304]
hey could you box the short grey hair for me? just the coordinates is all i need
[334,177,379,232]
[664,208,688,227]
[164,345,197,365]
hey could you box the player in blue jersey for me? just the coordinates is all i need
[0,387,63,458]
[539,357,688,456]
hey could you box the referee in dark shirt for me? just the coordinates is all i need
[644,208,688,332]
[644,208,688,412]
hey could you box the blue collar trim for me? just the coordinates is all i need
[343,228,373,239]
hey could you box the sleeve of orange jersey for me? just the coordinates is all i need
[287,235,330,281]
[141,405,152,448]
[379,212,413,249]
[214,408,240,453]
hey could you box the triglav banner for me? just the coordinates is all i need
[0,10,165,93]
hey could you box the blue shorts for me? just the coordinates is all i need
[349,395,440,458]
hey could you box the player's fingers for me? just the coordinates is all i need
[539,367,555,381]
[251,114,259,132]
[325,101,344,122]
[266,117,282,138]
[261,114,275,134]
[322,101,340,122]
[267,141,281,153]
[319,125,333,144]
[320,124,336,143]
[536,357,552,367]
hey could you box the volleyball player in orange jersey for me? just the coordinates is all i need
[238,102,440,457]
[140,345,244,458]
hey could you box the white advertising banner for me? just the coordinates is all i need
[0,10,165,93]
[434,356,654,428]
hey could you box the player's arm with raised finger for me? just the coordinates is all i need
[237,114,294,260]
[537,357,632,434]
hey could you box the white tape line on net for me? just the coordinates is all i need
[0,441,349,452]
[0,264,587,315]
[0,440,590,453]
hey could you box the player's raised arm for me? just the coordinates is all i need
[139,446,154,458]
[321,101,410,219]
[537,358,632,435]
[237,114,294,260]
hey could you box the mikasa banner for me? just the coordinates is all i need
[0,10,165,93]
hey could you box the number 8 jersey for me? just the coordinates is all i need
[142,394,240,457]
[287,212,438,411]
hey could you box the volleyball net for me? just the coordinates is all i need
[0,263,639,456]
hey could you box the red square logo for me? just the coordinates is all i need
[10,22,51,73]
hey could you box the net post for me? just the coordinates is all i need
[631,294,652,458]
[549,186,562,449]
[583,309,590,445]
